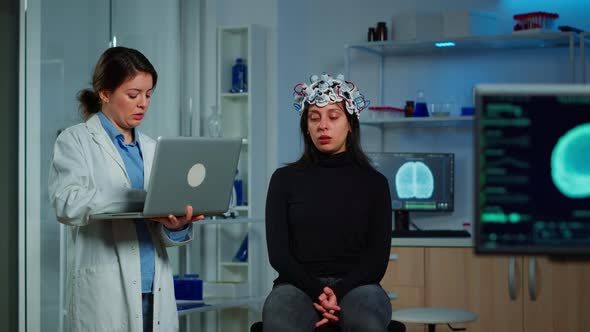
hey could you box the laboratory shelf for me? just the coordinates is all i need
[345,31,578,56]
[220,92,249,99]
[345,31,580,106]
[220,262,249,267]
[197,217,264,226]
[177,297,264,316]
[361,116,474,128]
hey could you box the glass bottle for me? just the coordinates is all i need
[368,27,376,42]
[376,22,388,41]
[208,105,222,137]
[404,100,415,117]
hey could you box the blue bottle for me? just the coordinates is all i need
[234,169,243,206]
[231,58,247,93]
[233,234,248,262]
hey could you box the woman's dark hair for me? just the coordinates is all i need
[288,101,373,169]
[77,46,158,119]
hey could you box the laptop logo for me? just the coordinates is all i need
[187,163,206,188]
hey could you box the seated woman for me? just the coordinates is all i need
[263,73,393,332]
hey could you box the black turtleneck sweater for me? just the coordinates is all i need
[265,151,392,301]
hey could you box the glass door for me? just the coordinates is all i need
[23,0,197,330]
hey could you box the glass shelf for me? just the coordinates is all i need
[197,217,263,226]
[220,261,249,267]
[234,205,249,212]
[361,116,474,128]
[221,92,248,98]
[177,296,264,315]
[346,31,577,56]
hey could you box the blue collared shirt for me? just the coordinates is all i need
[98,112,191,293]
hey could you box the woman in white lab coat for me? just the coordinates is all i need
[49,46,203,332]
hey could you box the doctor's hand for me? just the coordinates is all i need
[313,287,340,327]
[150,205,204,230]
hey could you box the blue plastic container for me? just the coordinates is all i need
[461,106,475,116]
[231,58,247,93]
[173,274,203,301]
[413,102,429,117]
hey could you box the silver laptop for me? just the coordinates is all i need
[90,136,242,220]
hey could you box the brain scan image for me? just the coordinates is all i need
[395,161,434,199]
[551,123,590,198]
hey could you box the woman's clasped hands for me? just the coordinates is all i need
[313,287,341,327]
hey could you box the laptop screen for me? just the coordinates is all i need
[474,84,590,255]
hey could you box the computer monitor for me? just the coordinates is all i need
[367,152,455,231]
[475,84,590,255]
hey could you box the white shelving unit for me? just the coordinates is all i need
[346,31,585,236]
[345,31,585,150]
[179,25,267,332]
[360,116,474,155]
[361,116,474,128]
[345,31,580,105]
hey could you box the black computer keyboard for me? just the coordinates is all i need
[391,229,471,238]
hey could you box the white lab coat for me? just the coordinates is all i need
[49,114,189,332]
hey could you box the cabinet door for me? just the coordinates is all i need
[425,248,524,332]
[381,247,425,308]
[382,247,425,332]
[382,247,425,287]
[523,256,590,332]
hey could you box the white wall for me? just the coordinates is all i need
[276,0,590,164]
[211,0,590,308]
[212,0,590,219]
[272,0,589,232]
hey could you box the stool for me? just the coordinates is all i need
[250,320,405,332]
[391,307,477,332]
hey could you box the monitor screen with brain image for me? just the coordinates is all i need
[475,84,590,255]
[367,152,455,230]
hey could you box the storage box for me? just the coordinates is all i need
[513,12,559,33]
[442,11,498,38]
[174,277,203,301]
[391,12,444,41]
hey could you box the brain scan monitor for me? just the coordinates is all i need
[475,84,590,255]
[367,152,454,211]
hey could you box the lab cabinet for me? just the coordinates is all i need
[427,248,590,332]
[385,246,590,332]
[178,25,267,332]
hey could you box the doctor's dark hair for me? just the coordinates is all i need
[288,101,373,169]
[77,46,158,119]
